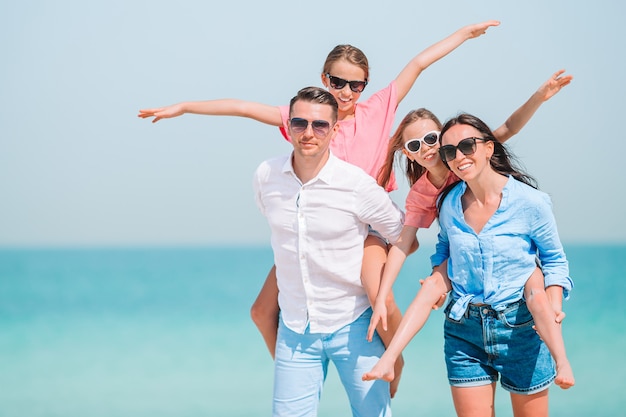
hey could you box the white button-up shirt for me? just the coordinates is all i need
[254,152,404,334]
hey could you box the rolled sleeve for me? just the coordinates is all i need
[532,194,574,298]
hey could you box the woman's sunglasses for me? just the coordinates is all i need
[404,131,440,153]
[289,117,332,137]
[325,73,368,93]
[438,137,487,162]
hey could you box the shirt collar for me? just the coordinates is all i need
[281,151,337,185]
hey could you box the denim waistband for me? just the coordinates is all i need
[465,299,525,318]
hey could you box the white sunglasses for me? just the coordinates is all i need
[404,131,440,153]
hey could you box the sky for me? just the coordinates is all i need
[1,0,624,248]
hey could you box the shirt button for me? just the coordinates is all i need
[482,309,489,314]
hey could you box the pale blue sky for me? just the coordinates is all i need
[1,0,624,247]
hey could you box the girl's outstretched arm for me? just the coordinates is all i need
[493,70,573,143]
[394,20,500,103]
[138,99,283,126]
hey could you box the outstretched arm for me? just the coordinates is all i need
[493,70,573,143]
[395,20,500,104]
[138,99,283,126]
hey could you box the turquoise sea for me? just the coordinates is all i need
[0,244,624,417]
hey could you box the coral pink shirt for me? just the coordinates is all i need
[279,82,398,191]
[404,172,459,229]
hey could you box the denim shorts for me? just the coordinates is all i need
[443,298,556,395]
[367,226,388,245]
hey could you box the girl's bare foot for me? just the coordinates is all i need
[555,360,575,389]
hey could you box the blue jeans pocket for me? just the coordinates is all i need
[499,301,534,329]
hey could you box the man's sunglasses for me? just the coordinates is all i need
[325,73,368,93]
[289,117,332,137]
[438,137,487,162]
[404,131,440,153]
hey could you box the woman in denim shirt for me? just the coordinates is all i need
[364,113,574,417]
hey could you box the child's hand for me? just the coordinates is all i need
[419,279,447,309]
[367,299,388,342]
[554,310,566,324]
[538,70,573,102]
[465,20,500,39]
[138,103,185,123]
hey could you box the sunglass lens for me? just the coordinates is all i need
[458,138,476,156]
[349,81,366,93]
[329,76,347,89]
[290,118,308,132]
[406,140,421,153]
[424,132,439,145]
[439,146,455,162]
[311,120,330,135]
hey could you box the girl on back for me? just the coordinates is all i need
[139,20,500,396]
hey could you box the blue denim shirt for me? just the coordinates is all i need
[431,176,573,321]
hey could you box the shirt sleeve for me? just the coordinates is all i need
[531,193,574,298]
[430,185,455,268]
[252,163,266,216]
[355,175,404,244]
[278,105,291,143]
[431,223,450,269]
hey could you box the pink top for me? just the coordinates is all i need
[279,82,399,191]
[404,171,459,229]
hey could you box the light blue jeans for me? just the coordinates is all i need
[273,308,391,417]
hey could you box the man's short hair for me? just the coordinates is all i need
[289,87,338,123]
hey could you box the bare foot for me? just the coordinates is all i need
[389,354,404,398]
[555,360,575,389]
[362,358,395,383]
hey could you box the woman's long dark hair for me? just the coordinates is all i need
[436,113,538,214]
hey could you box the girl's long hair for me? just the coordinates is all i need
[377,108,442,189]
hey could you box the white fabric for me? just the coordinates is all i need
[254,152,404,333]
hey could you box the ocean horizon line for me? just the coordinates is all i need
[1,240,625,252]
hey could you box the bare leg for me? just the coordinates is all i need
[450,384,496,417]
[524,268,575,389]
[361,235,404,398]
[250,265,279,359]
[510,389,549,417]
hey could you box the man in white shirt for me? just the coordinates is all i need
[253,86,404,417]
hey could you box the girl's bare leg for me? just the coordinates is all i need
[451,384,496,417]
[361,235,404,398]
[250,265,279,359]
[524,268,575,389]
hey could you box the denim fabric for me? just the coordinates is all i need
[443,299,556,395]
[272,308,391,417]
